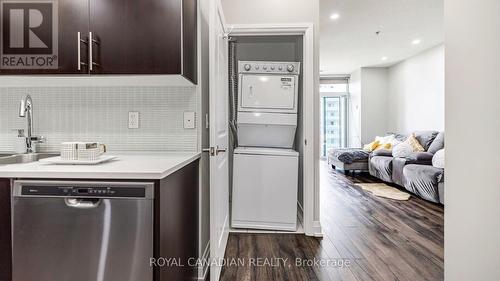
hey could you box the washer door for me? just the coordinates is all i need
[239,74,297,112]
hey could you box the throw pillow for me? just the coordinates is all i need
[406,134,425,152]
[428,132,445,154]
[433,149,445,168]
[376,142,392,150]
[364,140,381,152]
[392,142,413,158]
[391,139,403,147]
[376,135,395,145]
[414,131,439,151]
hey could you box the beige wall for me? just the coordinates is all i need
[220,0,322,225]
[445,0,500,280]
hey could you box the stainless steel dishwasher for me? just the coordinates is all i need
[12,180,154,281]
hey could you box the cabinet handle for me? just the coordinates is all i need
[77,32,88,71]
[88,32,100,71]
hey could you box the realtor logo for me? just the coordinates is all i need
[1,0,58,69]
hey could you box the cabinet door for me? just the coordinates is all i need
[182,0,197,83]
[0,0,89,74]
[0,179,11,281]
[89,0,182,74]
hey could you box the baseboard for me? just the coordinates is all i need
[197,242,210,280]
[312,220,323,238]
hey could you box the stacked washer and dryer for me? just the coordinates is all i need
[231,61,301,232]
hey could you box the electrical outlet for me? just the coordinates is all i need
[184,112,196,129]
[128,112,139,129]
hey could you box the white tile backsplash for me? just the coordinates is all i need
[0,86,198,152]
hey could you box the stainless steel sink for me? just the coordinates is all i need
[0,153,59,165]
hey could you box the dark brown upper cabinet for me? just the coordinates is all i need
[0,0,89,75]
[0,0,197,84]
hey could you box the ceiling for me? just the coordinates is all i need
[320,0,444,75]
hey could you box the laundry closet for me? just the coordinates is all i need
[227,35,305,233]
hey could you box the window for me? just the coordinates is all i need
[320,79,348,158]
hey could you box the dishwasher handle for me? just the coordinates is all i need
[65,198,101,209]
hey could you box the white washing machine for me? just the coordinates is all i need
[232,147,298,231]
[231,61,301,231]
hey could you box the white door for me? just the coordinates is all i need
[209,2,229,281]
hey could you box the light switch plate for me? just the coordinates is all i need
[128,112,139,129]
[184,112,196,129]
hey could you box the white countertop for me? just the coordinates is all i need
[0,152,201,179]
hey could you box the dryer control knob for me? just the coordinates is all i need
[271,66,275,70]
[244,64,251,71]
[278,66,283,71]
[263,66,268,70]
[287,65,295,72]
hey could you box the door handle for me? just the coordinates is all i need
[202,146,227,156]
[65,198,101,209]
[77,32,88,71]
[216,147,227,155]
[88,32,100,71]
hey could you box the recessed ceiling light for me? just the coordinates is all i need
[381,56,388,61]
[412,39,422,45]
[330,13,340,20]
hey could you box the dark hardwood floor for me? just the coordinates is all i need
[219,161,444,281]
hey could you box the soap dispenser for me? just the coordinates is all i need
[13,129,27,154]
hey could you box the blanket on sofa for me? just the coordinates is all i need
[329,148,370,164]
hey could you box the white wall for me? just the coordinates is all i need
[387,45,445,134]
[445,0,500,280]
[361,68,388,144]
[220,0,322,230]
[348,69,362,147]
[348,67,388,146]
[347,45,444,147]
[222,0,318,25]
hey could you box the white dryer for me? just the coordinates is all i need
[236,61,300,148]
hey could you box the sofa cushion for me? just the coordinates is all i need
[414,131,439,151]
[406,152,434,164]
[428,132,445,154]
[432,149,445,168]
[403,164,444,203]
[371,149,393,157]
[369,156,393,183]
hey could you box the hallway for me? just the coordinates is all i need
[219,161,444,281]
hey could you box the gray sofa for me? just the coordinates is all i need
[369,131,445,204]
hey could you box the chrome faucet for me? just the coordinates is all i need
[19,95,45,153]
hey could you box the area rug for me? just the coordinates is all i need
[356,183,411,201]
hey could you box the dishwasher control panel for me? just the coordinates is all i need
[20,185,148,198]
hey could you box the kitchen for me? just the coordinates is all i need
[0,0,200,280]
